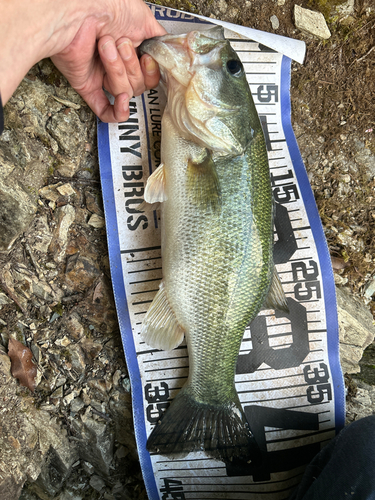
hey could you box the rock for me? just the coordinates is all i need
[71,277,118,333]
[5,78,61,149]
[72,408,114,476]
[56,159,80,178]
[46,110,86,158]
[55,335,71,347]
[63,313,85,340]
[79,337,103,361]
[67,344,87,374]
[0,180,37,252]
[65,255,102,293]
[88,214,105,229]
[270,15,279,30]
[335,0,355,18]
[0,292,12,307]
[56,489,85,500]
[337,287,375,374]
[64,390,79,407]
[336,228,365,253]
[26,216,53,254]
[31,442,79,499]
[364,278,375,302]
[48,204,76,262]
[109,397,135,449]
[51,96,81,110]
[353,139,375,180]
[70,397,85,414]
[112,370,122,387]
[346,380,375,423]
[294,5,331,40]
[218,0,227,13]
[32,278,62,303]
[57,183,76,197]
[89,475,106,492]
[0,351,78,499]
[85,191,104,216]
[39,184,61,203]
[82,461,95,475]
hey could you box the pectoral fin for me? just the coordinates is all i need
[138,164,166,212]
[263,267,289,314]
[144,164,167,204]
[187,149,220,209]
[141,281,185,351]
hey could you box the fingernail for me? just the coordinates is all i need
[117,41,133,61]
[102,40,118,61]
[144,56,158,75]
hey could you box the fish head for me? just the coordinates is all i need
[140,27,261,156]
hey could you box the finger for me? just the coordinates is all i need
[98,35,132,98]
[83,88,130,123]
[117,38,147,96]
[140,54,162,91]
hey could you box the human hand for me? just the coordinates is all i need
[51,1,167,122]
[0,0,166,123]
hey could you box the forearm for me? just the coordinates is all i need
[0,0,90,104]
[0,0,166,122]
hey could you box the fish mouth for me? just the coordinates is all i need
[139,27,225,87]
[139,33,192,87]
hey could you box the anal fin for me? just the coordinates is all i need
[141,281,185,351]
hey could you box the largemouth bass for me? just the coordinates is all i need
[139,26,287,465]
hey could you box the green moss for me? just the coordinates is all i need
[60,349,72,363]
[308,0,345,20]
[52,302,64,316]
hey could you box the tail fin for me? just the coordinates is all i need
[147,387,261,465]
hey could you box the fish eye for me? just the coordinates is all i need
[226,59,244,76]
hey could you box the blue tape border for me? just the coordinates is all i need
[97,120,159,500]
[280,56,346,431]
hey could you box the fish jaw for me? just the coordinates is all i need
[139,28,259,155]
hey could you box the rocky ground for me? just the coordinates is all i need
[0,1,374,499]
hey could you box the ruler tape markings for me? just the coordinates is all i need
[121,245,161,254]
[128,267,163,274]
[131,288,159,295]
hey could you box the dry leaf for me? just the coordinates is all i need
[8,338,37,392]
